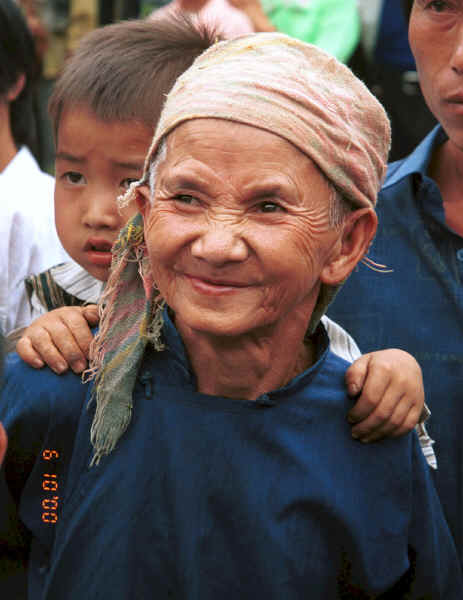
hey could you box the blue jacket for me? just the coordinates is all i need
[1,316,462,598]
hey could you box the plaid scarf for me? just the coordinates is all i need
[85,214,165,465]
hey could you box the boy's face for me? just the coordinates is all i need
[54,104,153,281]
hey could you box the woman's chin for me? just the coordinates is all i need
[175,308,268,339]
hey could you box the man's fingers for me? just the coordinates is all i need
[16,335,45,369]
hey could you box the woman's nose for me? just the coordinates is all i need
[190,221,249,265]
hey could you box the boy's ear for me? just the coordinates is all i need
[320,208,378,286]
[6,73,26,102]
[135,184,151,218]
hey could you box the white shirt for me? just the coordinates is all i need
[0,147,68,335]
[29,260,104,320]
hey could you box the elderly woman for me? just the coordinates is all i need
[1,33,461,599]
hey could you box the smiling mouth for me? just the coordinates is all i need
[186,274,249,287]
[184,274,251,294]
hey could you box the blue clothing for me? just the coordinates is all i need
[328,125,463,564]
[1,314,462,598]
[374,0,416,72]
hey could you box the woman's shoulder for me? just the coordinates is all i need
[2,353,88,430]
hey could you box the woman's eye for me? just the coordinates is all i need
[120,178,139,191]
[258,201,284,213]
[173,194,198,205]
[63,171,85,185]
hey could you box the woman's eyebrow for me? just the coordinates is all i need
[159,172,210,192]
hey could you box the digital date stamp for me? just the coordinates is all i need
[41,449,60,524]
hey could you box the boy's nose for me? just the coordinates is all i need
[83,191,119,229]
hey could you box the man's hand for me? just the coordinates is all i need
[0,423,7,465]
[16,305,100,375]
[346,349,424,443]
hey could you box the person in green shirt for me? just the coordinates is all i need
[150,0,360,64]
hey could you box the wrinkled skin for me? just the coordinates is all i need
[139,119,361,339]
[137,119,376,399]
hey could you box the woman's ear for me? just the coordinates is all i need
[6,73,26,102]
[135,184,151,218]
[320,208,378,286]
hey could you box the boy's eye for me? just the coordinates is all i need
[63,171,85,185]
[120,178,139,191]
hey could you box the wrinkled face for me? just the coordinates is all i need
[54,105,152,281]
[410,0,463,148]
[138,119,344,338]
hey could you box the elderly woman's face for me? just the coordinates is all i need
[139,119,344,337]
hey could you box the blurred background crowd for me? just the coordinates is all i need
[13,0,436,176]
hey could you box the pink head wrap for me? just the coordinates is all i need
[141,32,391,208]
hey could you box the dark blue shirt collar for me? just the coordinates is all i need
[384,125,447,187]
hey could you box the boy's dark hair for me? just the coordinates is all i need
[0,0,41,153]
[402,0,414,21]
[49,16,219,135]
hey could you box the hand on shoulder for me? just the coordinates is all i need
[346,349,424,443]
[16,305,100,374]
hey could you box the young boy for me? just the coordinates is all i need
[10,16,428,448]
